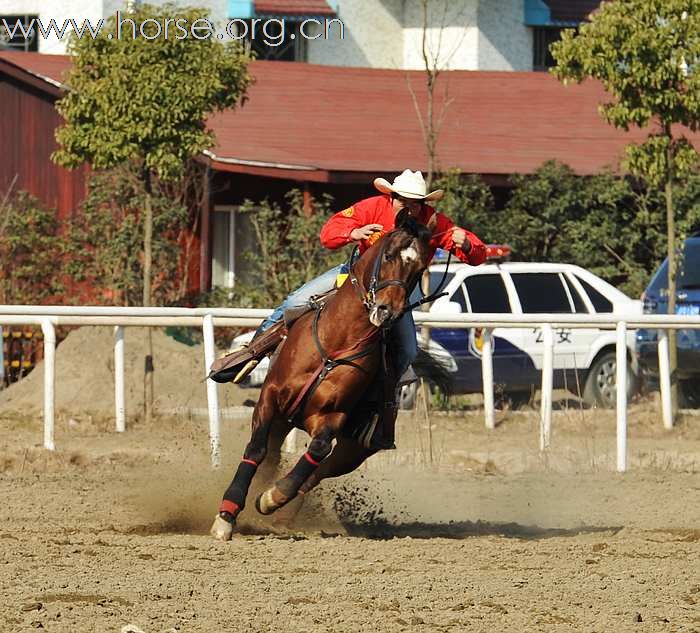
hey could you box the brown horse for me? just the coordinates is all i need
[210,213,433,540]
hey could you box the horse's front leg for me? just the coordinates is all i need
[255,412,345,516]
[210,395,278,541]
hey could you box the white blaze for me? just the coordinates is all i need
[400,245,418,263]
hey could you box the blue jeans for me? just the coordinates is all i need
[258,265,417,377]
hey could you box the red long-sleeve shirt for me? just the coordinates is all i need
[320,194,486,266]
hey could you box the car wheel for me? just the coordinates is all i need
[679,379,700,408]
[582,351,638,408]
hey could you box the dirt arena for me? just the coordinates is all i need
[0,328,699,632]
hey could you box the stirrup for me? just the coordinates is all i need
[398,366,418,388]
[232,358,259,384]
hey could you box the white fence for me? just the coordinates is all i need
[1,305,699,471]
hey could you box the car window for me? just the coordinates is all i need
[575,276,613,313]
[646,240,700,293]
[409,271,455,305]
[453,285,468,312]
[463,274,511,313]
[679,242,700,289]
[511,273,573,313]
[563,274,589,313]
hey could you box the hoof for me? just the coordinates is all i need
[210,514,234,541]
[255,488,281,516]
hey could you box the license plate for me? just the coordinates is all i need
[676,304,700,316]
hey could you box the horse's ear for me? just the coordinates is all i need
[395,208,411,228]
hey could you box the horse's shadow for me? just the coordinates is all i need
[337,519,623,541]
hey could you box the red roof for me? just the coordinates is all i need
[1,51,694,181]
[254,0,335,15]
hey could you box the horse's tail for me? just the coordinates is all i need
[412,346,454,399]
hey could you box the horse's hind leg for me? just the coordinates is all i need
[255,413,343,516]
[210,395,277,541]
[299,437,375,495]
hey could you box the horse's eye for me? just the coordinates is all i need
[383,252,394,263]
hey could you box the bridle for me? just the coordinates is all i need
[347,231,449,322]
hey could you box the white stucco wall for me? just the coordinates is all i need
[0,0,230,55]
[477,0,533,71]
[307,0,529,71]
[307,0,404,68]
[402,0,479,70]
[0,0,104,54]
[1,0,535,70]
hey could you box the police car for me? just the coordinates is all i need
[410,246,643,408]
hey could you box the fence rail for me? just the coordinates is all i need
[2,305,699,470]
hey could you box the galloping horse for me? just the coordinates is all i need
[211,212,433,540]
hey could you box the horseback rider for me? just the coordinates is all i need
[214,169,487,447]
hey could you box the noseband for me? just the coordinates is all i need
[347,234,451,320]
[347,239,418,319]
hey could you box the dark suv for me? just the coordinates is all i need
[635,236,700,407]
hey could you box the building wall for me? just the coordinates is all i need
[307,0,404,68]
[1,0,103,55]
[401,0,479,70]
[2,0,535,70]
[477,0,533,71]
[308,0,532,71]
[0,75,86,219]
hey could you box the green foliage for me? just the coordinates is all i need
[551,0,700,132]
[551,0,700,318]
[495,161,700,297]
[53,3,252,180]
[64,168,189,305]
[0,191,68,304]
[626,135,699,187]
[237,190,345,307]
[433,169,496,240]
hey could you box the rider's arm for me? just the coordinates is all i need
[432,212,487,266]
[320,199,374,249]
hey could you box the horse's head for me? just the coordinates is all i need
[356,209,432,327]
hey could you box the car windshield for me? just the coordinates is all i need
[648,240,700,292]
[409,271,455,305]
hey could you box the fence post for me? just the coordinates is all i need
[540,324,554,450]
[202,314,221,468]
[616,321,628,472]
[657,329,673,430]
[40,318,56,451]
[481,328,495,430]
[114,326,126,433]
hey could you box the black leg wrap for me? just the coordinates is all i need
[223,461,258,509]
[276,432,333,498]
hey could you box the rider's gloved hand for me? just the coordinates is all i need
[350,224,383,241]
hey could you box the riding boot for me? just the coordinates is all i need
[208,321,287,384]
[370,399,398,451]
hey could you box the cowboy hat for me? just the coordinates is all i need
[373,169,444,202]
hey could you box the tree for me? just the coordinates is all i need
[238,190,345,307]
[432,169,495,240]
[64,167,189,307]
[406,0,469,187]
[0,189,67,305]
[551,0,700,415]
[53,3,252,421]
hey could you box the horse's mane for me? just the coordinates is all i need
[393,208,432,243]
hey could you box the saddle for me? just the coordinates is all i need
[207,290,337,384]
